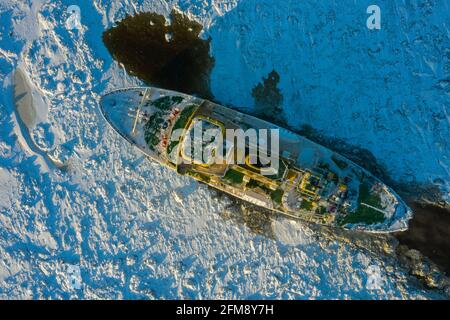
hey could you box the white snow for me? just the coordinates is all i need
[0,0,447,299]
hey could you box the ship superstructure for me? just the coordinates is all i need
[100,87,413,232]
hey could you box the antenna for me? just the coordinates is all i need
[131,88,151,136]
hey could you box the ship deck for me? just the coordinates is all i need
[99,86,414,233]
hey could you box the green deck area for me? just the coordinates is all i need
[338,183,385,225]
[152,95,184,110]
[171,104,198,132]
[223,169,245,185]
[144,111,165,150]
[300,199,313,211]
[167,104,198,156]
[270,189,284,204]
[246,179,272,193]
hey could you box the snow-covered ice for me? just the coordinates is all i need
[0,0,448,299]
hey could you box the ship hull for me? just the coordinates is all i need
[99,87,413,233]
